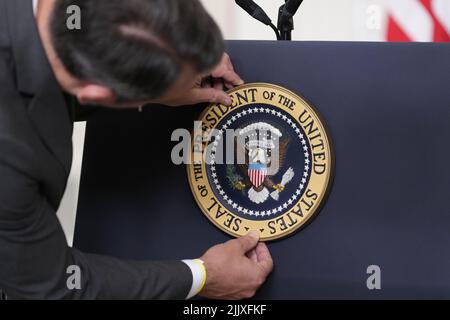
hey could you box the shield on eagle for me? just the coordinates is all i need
[248,163,267,188]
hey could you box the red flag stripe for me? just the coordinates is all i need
[387,16,412,42]
[387,0,449,42]
[419,0,450,42]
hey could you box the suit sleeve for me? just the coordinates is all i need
[0,137,193,300]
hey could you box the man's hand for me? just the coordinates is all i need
[199,232,273,300]
[163,53,244,107]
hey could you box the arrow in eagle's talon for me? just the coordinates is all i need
[273,184,286,192]
[270,168,295,201]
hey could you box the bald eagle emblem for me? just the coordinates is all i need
[228,122,295,204]
[188,83,333,241]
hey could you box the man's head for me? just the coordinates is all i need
[49,0,224,106]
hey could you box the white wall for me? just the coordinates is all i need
[57,123,86,247]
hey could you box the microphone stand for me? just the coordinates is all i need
[235,0,304,41]
[278,0,304,41]
[278,1,294,41]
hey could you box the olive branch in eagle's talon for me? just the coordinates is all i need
[226,165,247,192]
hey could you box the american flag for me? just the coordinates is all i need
[387,0,450,42]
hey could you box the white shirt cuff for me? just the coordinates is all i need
[182,259,206,299]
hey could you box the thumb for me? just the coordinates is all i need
[190,88,232,106]
[235,231,260,254]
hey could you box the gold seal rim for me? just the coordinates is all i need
[187,83,334,241]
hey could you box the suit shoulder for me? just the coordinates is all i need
[0,53,38,168]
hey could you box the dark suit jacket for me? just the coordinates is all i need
[0,0,192,299]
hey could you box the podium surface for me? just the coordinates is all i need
[74,41,450,299]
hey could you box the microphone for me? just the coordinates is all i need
[285,0,304,17]
[235,0,280,39]
[235,0,271,25]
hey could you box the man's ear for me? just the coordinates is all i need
[76,84,115,106]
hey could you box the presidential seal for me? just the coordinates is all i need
[187,83,333,241]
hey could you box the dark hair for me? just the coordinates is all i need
[50,0,224,101]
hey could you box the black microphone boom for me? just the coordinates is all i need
[235,0,280,40]
[235,0,270,25]
[285,0,304,16]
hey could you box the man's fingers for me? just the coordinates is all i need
[190,88,232,105]
[211,69,244,87]
[246,249,258,263]
[213,78,224,91]
[222,53,235,71]
[201,77,212,89]
[207,53,244,88]
[255,242,274,275]
[234,232,260,254]
[224,81,237,90]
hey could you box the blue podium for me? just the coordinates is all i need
[74,41,450,299]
